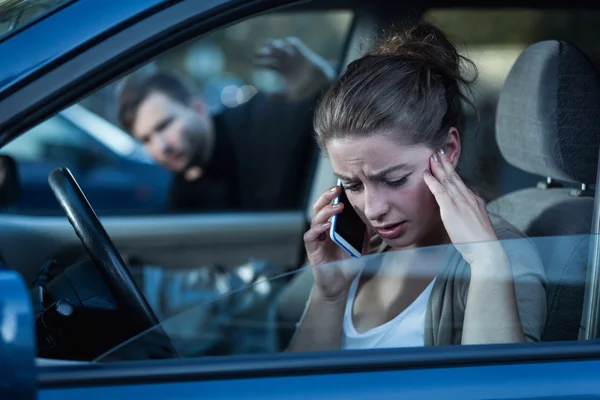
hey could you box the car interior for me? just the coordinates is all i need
[1,0,600,365]
[487,39,600,341]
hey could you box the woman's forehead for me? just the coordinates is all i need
[327,136,431,178]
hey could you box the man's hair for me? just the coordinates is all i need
[117,70,195,134]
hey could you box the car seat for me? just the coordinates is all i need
[487,40,600,341]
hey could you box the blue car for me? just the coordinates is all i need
[1,0,600,399]
[1,104,171,215]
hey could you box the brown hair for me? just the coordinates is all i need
[117,70,195,134]
[314,21,478,152]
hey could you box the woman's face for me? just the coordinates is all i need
[326,131,459,250]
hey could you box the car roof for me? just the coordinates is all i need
[1,0,597,91]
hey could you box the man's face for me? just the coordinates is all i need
[131,91,213,173]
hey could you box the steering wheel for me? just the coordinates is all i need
[48,166,158,335]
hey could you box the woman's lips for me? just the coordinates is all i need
[375,222,406,240]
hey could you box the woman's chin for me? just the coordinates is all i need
[382,231,417,250]
[381,225,437,251]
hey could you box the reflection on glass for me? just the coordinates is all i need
[89,234,596,362]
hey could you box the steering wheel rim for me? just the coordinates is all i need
[48,166,158,333]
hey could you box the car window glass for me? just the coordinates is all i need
[14,10,354,217]
[2,115,89,164]
[89,8,597,361]
[94,234,560,361]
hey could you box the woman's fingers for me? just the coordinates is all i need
[312,186,340,216]
[304,220,332,251]
[429,152,463,205]
[429,149,479,208]
[304,203,342,253]
[312,202,344,226]
[423,169,454,214]
[305,186,344,253]
[436,149,475,201]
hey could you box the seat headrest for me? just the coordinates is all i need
[496,40,600,184]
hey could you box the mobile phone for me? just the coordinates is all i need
[330,179,367,258]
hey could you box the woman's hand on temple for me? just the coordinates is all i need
[423,148,504,267]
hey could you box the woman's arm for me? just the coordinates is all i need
[422,149,542,345]
[287,287,348,352]
[461,246,525,344]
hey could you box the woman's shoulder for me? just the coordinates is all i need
[488,213,543,260]
[487,213,546,280]
[489,213,528,240]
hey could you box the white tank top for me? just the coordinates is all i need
[341,274,436,350]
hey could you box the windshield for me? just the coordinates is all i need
[0,0,70,39]
[93,234,561,361]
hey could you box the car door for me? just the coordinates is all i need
[0,0,356,287]
[5,1,600,399]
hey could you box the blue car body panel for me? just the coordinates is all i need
[34,359,600,399]
[0,0,168,96]
[0,267,36,400]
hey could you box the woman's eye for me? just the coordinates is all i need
[386,177,408,188]
[344,184,362,193]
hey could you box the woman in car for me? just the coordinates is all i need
[289,21,547,351]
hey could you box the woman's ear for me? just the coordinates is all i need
[444,127,462,169]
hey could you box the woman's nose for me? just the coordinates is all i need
[363,189,389,222]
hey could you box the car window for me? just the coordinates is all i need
[2,114,94,165]
[83,7,597,362]
[14,10,354,217]
[0,0,70,39]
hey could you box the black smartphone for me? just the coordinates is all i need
[330,179,367,258]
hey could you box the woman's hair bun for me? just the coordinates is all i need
[367,20,477,86]
[313,19,480,158]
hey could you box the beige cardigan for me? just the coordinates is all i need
[422,214,547,345]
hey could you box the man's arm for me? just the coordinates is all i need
[218,38,334,210]
[254,36,336,102]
